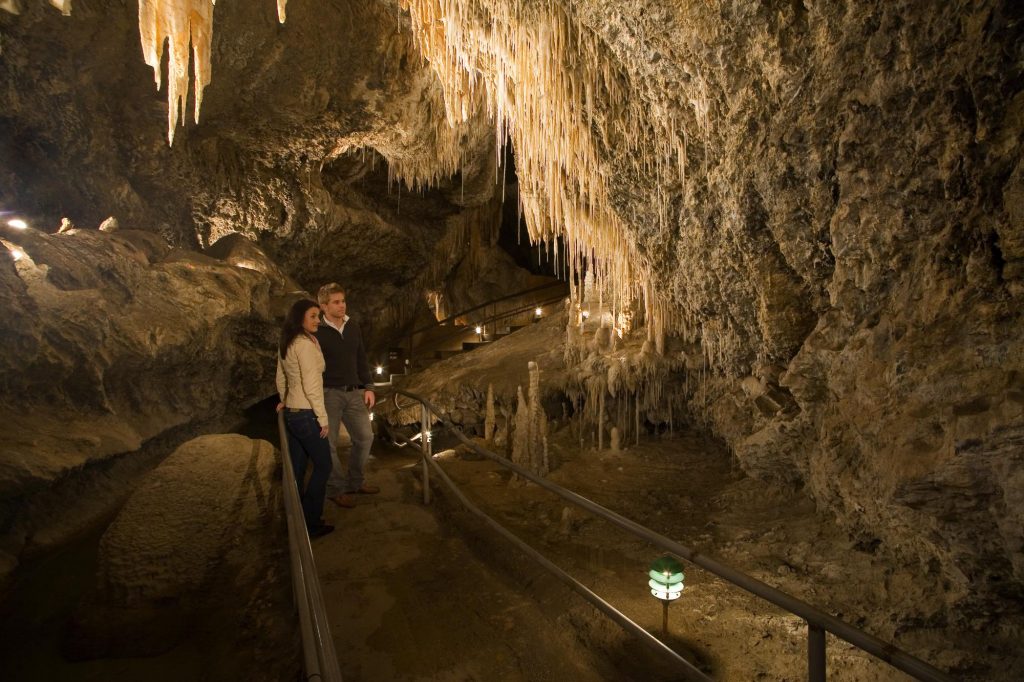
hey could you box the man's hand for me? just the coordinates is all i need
[320,425,329,438]
[276,402,284,412]
[364,390,376,409]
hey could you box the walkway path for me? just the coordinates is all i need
[313,441,625,681]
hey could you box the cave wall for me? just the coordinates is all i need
[568,0,1024,616]
[387,0,1023,620]
[0,224,284,584]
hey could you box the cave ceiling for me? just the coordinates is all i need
[0,0,501,343]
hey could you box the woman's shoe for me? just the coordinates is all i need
[309,523,335,538]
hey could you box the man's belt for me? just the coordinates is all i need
[328,385,365,391]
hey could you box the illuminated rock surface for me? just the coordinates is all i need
[0,0,1022,678]
[0,224,282,582]
[65,434,296,679]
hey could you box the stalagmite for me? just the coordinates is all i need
[484,382,495,443]
[510,363,549,478]
[512,385,530,476]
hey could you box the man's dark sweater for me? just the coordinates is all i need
[315,317,373,389]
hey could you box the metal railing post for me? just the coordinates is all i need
[809,622,826,682]
[421,403,431,504]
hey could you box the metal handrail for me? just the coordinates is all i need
[391,417,712,680]
[396,292,569,371]
[277,411,344,682]
[408,279,568,336]
[390,389,955,682]
[394,280,569,366]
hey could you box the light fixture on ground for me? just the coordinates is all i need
[535,307,543,317]
[7,219,28,230]
[649,555,684,635]
[375,366,384,376]
[475,325,482,335]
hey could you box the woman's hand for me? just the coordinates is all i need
[320,425,329,438]
[276,402,284,412]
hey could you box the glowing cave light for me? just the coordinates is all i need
[535,307,543,317]
[9,247,25,261]
[7,219,28,230]
[474,326,483,334]
[375,366,384,375]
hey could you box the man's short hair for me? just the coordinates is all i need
[317,283,346,305]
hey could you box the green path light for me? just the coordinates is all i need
[649,555,684,635]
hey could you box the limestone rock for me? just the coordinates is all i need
[0,226,279,583]
[66,434,297,679]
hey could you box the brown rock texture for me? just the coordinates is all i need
[0,223,281,583]
[0,0,1021,666]
[576,0,1024,623]
[395,0,1024,630]
[0,0,516,346]
[65,434,297,679]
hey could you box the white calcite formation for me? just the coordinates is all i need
[137,0,288,144]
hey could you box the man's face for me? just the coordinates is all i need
[322,292,346,321]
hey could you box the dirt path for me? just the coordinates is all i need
[314,424,1010,681]
[314,442,630,681]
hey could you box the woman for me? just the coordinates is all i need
[276,299,334,538]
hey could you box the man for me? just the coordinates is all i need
[316,283,379,508]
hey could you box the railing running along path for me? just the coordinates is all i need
[397,280,569,366]
[277,411,343,682]
[390,388,955,682]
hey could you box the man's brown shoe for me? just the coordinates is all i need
[329,494,356,508]
[351,485,380,495]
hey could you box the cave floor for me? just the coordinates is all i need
[314,424,1009,681]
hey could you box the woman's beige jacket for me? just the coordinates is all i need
[275,334,329,427]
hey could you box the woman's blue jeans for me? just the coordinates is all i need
[284,409,333,528]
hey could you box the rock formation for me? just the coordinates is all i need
[65,434,297,680]
[1,0,1022,671]
[0,222,282,584]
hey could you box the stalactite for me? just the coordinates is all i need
[398,0,712,357]
[137,0,215,145]
[635,391,640,445]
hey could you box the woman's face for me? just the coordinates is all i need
[302,306,320,334]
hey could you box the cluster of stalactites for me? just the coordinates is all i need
[136,0,288,145]
[399,0,710,351]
